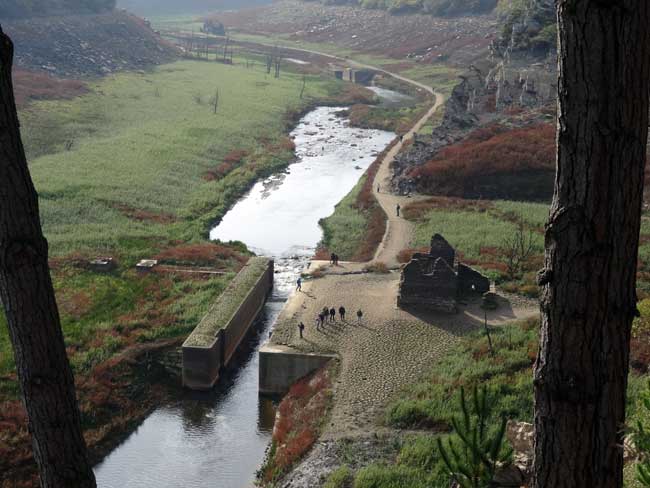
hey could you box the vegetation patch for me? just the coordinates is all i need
[260,362,335,484]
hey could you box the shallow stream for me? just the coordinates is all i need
[94,103,395,488]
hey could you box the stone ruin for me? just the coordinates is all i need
[398,234,490,313]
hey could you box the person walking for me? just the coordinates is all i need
[357,309,363,325]
[315,314,321,331]
[396,204,401,217]
[296,277,302,292]
[339,306,346,321]
[377,183,381,193]
[298,321,305,339]
[329,307,336,322]
[330,253,335,265]
[399,134,404,143]
[318,312,325,329]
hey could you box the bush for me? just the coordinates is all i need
[324,466,354,488]
[354,464,430,488]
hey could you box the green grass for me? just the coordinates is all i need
[319,176,370,260]
[19,59,335,258]
[324,466,353,488]
[493,200,550,228]
[411,208,544,261]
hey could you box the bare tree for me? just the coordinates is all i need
[501,220,535,280]
[533,1,650,487]
[299,74,307,99]
[0,26,96,488]
[211,88,219,114]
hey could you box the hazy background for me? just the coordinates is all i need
[116,0,274,16]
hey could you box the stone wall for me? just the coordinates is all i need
[182,258,274,390]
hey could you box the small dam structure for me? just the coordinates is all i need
[182,257,274,390]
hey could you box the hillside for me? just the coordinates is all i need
[117,0,273,16]
[301,0,498,16]
[0,0,115,18]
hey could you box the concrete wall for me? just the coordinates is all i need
[182,259,274,390]
[259,344,336,395]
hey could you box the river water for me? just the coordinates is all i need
[93,105,395,488]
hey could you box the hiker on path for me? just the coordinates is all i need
[357,309,363,325]
[330,253,336,265]
[399,134,404,143]
[298,321,305,339]
[296,277,302,292]
[339,306,346,321]
[315,314,321,331]
[318,312,325,329]
[334,254,339,266]
[396,204,401,217]
[377,184,380,193]
[330,307,336,322]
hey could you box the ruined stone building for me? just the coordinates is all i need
[398,234,490,313]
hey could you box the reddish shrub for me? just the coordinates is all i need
[12,68,88,109]
[264,364,333,482]
[410,123,556,200]
[112,203,176,224]
[204,149,249,181]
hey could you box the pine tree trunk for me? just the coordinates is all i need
[0,26,96,488]
[533,1,650,487]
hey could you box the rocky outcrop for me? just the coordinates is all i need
[493,0,556,58]
[3,10,177,77]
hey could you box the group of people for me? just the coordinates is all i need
[330,253,340,266]
[296,306,364,338]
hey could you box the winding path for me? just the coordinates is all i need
[372,96,443,267]
[233,38,445,265]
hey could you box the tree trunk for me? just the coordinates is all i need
[0,26,96,488]
[533,2,650,487]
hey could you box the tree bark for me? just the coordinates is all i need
[533,1,650,487]
[0,26,96,488]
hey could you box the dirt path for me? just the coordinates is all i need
[372,96,444,268]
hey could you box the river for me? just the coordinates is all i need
[93,104,395,488]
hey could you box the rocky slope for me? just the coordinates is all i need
[0,0,115,19]
[3,10,177,77]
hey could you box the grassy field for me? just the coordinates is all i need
[19,59,340,257]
